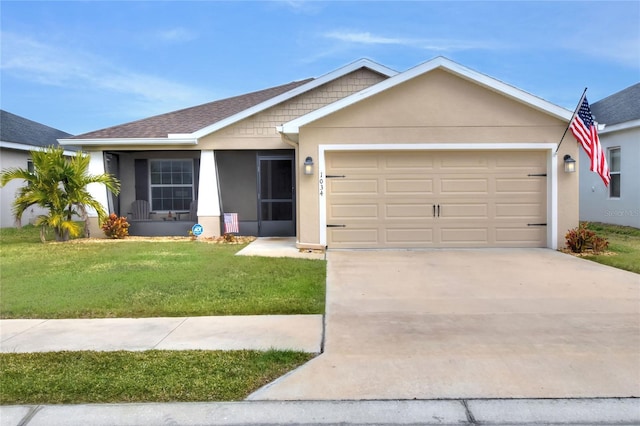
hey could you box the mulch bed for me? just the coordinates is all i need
[68,236,257,244]
[559,248,617,257]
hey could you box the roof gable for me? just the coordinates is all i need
[279,57,572,137]
[64,59,398,145]
[71,79,313,140]
[1,110,72,147]
[592,83,640,126]
[187,59,397,139]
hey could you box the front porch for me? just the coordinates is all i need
[86,149,296,239]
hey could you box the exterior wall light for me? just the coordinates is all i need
[564,154,576,173]
[304,156,314,175]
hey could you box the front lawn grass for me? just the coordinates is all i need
[0,350,313,404]
[583,222,640,274]
[0,226,326,318]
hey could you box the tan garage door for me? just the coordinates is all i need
[326,150,547,248]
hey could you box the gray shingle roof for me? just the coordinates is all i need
[73,79,314,139]
[0,110,72,147]
[591,83,640,126]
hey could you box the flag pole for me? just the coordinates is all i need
[555,87,588,154]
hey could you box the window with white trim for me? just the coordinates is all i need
[609,147,621,198]
[150,159,193,211]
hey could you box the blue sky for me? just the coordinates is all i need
[1,1,639,135]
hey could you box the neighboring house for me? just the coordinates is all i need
[579,83,640,228]
[60,57,580,249]
[0,110,74,228]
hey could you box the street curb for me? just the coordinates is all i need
[2,398,638,426]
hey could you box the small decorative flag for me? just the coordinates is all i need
[569,96,610,186]
[224,213,239,234]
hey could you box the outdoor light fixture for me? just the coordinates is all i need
[304,156,314,175]
[564,154,576,173]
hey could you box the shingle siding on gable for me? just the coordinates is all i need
[218,69,387,138]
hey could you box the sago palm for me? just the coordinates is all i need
[0,146,120,242]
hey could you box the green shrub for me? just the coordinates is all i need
[565,222,608,254]
[101,213,130,239]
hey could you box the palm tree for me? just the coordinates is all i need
[0,146,120,242]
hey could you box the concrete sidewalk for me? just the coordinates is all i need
[2,398,638,426]
[0,315,323,353]
[236,237,325,259]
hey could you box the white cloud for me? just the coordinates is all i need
[0,32,211,118]
[156,27,197,43]
[323,30,507,52]
[324,31,404,45]
[273,0,323,14]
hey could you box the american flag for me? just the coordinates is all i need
[569,96,610,186]
[224,213,239,234]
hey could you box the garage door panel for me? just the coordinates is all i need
[326,150,547,249]
[440,203,488,219]
[440,154,489,170]
[330,203,378,219]
[385,228,434,243]
[440,227,488,243]
[330,179,378,194]
[330,228,378,244]
[385,203,434,218]
[495,203,545,219]
[495,227,545,245]
[495,178,545,194]
[495,152,546,169]
[385,178,433,194]
[384,155,434,171]
[440,178,489,194]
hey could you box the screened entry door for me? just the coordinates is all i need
[258,156,295,237]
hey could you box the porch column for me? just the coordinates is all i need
[197,150,222,238]
[85,150,110,238]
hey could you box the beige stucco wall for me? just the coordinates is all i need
[295,69,579,249]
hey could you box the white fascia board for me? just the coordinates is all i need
[58,137,197,146]
[0,141,77,156]
[599,118,640,134]
[189,59,398,140]
[281,56,573,135]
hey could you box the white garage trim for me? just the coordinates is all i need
[317,143,558,249]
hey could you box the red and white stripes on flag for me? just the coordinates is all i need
[224,213,239,234]
[569,96,610,187]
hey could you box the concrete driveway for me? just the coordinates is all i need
[249,249,640,400]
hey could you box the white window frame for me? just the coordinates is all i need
[149,159,194,212]
[608,147,621,199]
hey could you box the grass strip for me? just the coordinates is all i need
[0,350,314,405]
[0,226,326,318]
[582,222,640,274]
